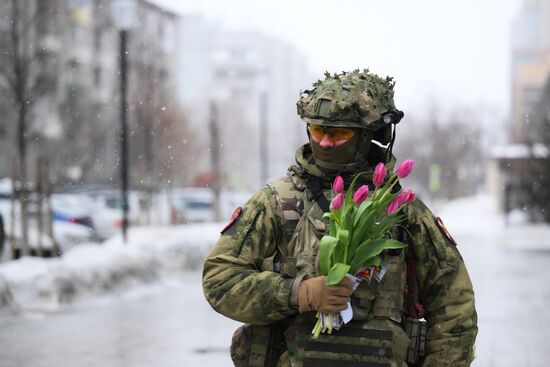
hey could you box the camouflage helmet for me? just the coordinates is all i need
[297,69,403,132]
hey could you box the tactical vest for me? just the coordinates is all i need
[257,169,411,367]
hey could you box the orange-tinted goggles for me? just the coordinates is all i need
[308,124,356,141]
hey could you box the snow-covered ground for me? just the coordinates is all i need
[0,223,223,312]
[436,193,550,251]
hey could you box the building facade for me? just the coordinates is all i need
[490,0,550,216]
[177,16,312,191]
[510,0,550,142]
[0,0,179,185]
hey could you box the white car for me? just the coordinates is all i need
[51,193,98,250]
[84,190,141,240]
[168,188,213,223]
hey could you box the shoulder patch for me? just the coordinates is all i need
[435,217,457,246]
[221,206,243,234]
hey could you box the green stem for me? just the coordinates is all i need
[312,317,322,339]
[378,174,399,203]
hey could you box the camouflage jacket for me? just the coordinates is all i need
[203,144,477,367]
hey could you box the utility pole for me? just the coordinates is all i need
[210,101,221,222]
[119,29,129,242]
[259,92,268,185]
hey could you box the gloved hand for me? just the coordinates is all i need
[297,276,353,313]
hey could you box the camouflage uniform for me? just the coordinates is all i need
[203,70,477,367]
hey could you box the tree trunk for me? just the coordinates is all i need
[18,100,30,257]
[44,159,60,256]
[9,159,17,259]
[35,158,44,257]
[10,0,30,257]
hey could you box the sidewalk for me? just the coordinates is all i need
[438,194,550,367]
[438,194,550,250]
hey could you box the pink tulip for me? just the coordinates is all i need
[373,163,386,187]
[386,198,400,215]
[396,189,415,206]
[353,185,369,205]
[333,176,344,194]
[331,193,344,210]
[397,159,415,179]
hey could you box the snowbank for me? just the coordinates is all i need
[0,223,223,312]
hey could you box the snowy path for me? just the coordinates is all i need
[0,273,239,367]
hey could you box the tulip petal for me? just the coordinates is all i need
[397,160,415,179]
[333,176,344,194]
[331,193,344,210]
[373,163,386,187]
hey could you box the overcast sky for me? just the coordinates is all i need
[154,0,522,121]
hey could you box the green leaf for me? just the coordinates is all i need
[363,256,381,267]
[326,263,351,285]
[332,229,349,264]
[337,228,350,245]
[371,214,404,239]
[329,220,337,237]
[349,208,378,253]
[353,200,373,227]
[349,239,407,274]
[332,208,343,227]
[346,173,361,201]
[318,235,338,275]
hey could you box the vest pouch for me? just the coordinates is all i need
[231,324,270,367]
[403,316,427,366]
[352,277,378,319]
[286,205,326,278]
[371,252,406,323]
[286,314,410,367]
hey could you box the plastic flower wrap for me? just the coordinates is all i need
[311,160,416,338]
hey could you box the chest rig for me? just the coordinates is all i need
[262,168,412,367]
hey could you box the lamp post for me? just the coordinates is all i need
[259,91,268,185]
[112,0,135,243]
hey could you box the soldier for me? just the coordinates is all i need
[202,69,477,367]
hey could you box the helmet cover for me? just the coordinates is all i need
[297,69,397,130]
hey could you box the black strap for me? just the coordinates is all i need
[304,174,330,212]
[304,341,392,358]
[265,321,287,367]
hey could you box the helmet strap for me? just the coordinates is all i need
[384,124,397,163]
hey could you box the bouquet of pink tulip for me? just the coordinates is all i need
[311,159,416,338]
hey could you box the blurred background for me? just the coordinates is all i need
[0,0,548,366]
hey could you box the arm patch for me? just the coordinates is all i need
[435,217,457,246]
[221,206,243,234]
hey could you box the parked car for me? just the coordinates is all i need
[171,188,214,223]
[0,182,99,258]
[51,193,98,247]
[84,190,141,240]
[51,194,95,228]
[168,188,251,224]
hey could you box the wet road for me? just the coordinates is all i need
[0,274,240,367]
[1,222,550,366]
[461,240,550,367]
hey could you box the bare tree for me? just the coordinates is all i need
[395,106,484,201]
[128,31,196,222]
[0,0,39,256]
